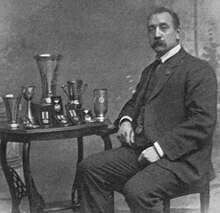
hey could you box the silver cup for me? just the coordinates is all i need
[21,86,37,126]
[93,89,108,122]
[2,94,22,129]
[62,79,87,109]
[34,54,62,104]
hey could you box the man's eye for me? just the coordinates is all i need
[148,27,155,32]
[160,25,169,31]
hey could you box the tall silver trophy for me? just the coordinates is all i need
[2,94,22,129]
[34,54,63,127]
[34,54,62,104]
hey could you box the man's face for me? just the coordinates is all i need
[147,12,180,56]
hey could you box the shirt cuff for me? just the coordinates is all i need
[154,142,164,158]
[119,116,132,127]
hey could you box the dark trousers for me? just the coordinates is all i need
[77,146,187,213]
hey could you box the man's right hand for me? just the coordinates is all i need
[117,121,135,147]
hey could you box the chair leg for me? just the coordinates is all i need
[163,199,170,213]
[200,183,210,213]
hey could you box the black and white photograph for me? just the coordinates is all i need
[0,1,220,212]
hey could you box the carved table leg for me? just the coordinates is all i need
[76,137,83,164]
[97,123,116,150]
[71,137,83,202]
[0,133,27,213]
[71,137,83,211]
[22,141,45,213]
[100,134,112,150]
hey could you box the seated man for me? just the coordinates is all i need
[76,7,217,213]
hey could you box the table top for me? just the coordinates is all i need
[0,121,117,142]
[0,121,109,134]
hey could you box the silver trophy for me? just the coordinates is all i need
[93,89,108,122]
[34,54,62,104]
[21,86,39,128]
[62,79,87,109]
[2,94,22,129]
[62,80,87,124]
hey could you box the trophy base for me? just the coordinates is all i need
[21,117,39,128]
[95,116,106,122]
[23,121,40,129]
[8,123,20,129]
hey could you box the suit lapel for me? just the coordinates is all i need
[147,48,186,102]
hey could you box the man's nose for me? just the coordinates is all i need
[154,27,162,38]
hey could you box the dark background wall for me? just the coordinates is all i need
[0,0,158,119]
[1,0,220,210]
[0,1,219,117]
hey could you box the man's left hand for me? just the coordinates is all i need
[138,146,160,163]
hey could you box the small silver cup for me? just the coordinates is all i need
[2,94,22,129]
[21,86,37,126]
[93,89,108,122]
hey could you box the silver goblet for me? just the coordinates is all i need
[21,86,38,127]
[93,89,108,122]
[2,94,22,129]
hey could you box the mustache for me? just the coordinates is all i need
[152,40,167,48]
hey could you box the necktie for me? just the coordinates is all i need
[145,58,162,99]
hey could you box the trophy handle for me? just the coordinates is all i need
[61,84,69,97]
[79,84,88,96]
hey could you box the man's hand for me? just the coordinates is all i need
[117,121,135,147]
[138,146,160,164]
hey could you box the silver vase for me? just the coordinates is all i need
[93,89,108,122]
[2,94,22,129]
[34,54,62,104]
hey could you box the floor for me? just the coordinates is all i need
[1,130,220,213]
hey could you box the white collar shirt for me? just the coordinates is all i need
[159,44,181,63]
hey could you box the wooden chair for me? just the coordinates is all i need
[163,182,210,213]
[103,124,210,213]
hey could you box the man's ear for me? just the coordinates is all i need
[176,27,181,40]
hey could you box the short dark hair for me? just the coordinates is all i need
[147,7,180,29]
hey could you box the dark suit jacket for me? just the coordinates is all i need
[115,48,217,186]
